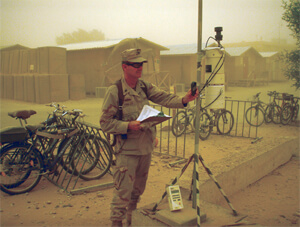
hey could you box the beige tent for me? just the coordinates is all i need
[59,37,171,95]
[0,46,72,103]
[259,52,285,81]
[224,46,265,86]
[0,46,67,75]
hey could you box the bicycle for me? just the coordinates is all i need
[171,101,207,137]
[0,106,113,194]
[58,108,113,181]
[0,114,80,195]
[198,108,234,140]
[245,92,266,127]
[264,91,282,124]
[40,103,112,181]
[280,96,299,125]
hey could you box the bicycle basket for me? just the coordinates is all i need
[0,127,28,143]
[282,93,293,101]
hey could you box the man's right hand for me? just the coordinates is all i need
[128,121,141,131]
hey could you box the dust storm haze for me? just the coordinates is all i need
[0,0,296,48]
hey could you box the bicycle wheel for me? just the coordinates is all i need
[245,106,265,127]
[171,111,187,137]
[187,109,195,131]
[217,110,234,135]
[264,104,273,123]
[0,143,43,195]
[0,143,31,189]
[198,112,211,140]
[56,137,80,175]
[271,105,282,124]
[73,137,112,181]
[70,134,101,176]
[281,104,293,125]
[291,104,299,122]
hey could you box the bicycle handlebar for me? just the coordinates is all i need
[254,92,261,98]
[267,91,278,96]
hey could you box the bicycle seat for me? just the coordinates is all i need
[8,110,37,120]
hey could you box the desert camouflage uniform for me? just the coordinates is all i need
[100,77,186,222]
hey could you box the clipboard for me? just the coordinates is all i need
[137,105,172,126]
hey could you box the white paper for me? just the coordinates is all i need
[136,105,170,122]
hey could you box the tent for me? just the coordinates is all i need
[59,37,171,95]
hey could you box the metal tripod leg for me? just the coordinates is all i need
[197,154,238,216]
[151,154,194,212]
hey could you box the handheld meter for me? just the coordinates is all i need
[166,185,184,211]
[191,81,197,96]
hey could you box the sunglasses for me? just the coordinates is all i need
[126,62,144,68]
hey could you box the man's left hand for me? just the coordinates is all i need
[182,88,199,104]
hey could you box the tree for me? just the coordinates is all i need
[281,0,300,89]
[56,29,105,45]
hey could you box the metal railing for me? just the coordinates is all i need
[150,99,260,159]
[43,99,260,194]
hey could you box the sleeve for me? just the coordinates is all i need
[99,85,129,134]
[144,81,186,108]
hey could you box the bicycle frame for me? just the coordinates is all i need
[208,109,225,127]
[13,125,78,175]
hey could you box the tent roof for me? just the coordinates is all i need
[161,43,214,56]
[0,44,30,51]
[224,46,254,57]
[161,44,197,56]
[57,37,169,51]
[161,44,264,58]
[259,51,278,58]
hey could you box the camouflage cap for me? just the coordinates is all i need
[121,48,148,63]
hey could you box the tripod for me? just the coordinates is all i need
[151,152,238,226]
[152,26,235,226]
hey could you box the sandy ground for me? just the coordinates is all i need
[0,81,299,226]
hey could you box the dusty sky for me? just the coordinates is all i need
[0,0,295,48]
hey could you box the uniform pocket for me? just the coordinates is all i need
[112,155,128,189]
[113,166,127,190]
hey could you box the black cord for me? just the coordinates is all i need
[205,36,224,49]
[197,36,226,108]
[199,36,226,94]
[199,51,225,94]
[201,89,223,110]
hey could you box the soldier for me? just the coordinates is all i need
[100,48,198,227]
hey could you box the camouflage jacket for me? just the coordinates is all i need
[100,78,186,155]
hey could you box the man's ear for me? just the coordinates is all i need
[121,64,127,71]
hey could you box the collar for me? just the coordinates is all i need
[121,77,142,97]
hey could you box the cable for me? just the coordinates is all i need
[199,51,225,94]
[201,88,223,110]
[197,36,226,109]
[199,36,226,94]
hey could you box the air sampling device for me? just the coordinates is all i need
[166,185,184,211]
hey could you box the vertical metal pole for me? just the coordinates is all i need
[197,0,203,85]
[192,0,203,218]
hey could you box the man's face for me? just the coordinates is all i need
[123,62,144,79]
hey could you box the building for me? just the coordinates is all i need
[259,51,285,81]
[0,45,70,103]
[160,42,285,89]
[225,46,265,86]
[58,37,169,95]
